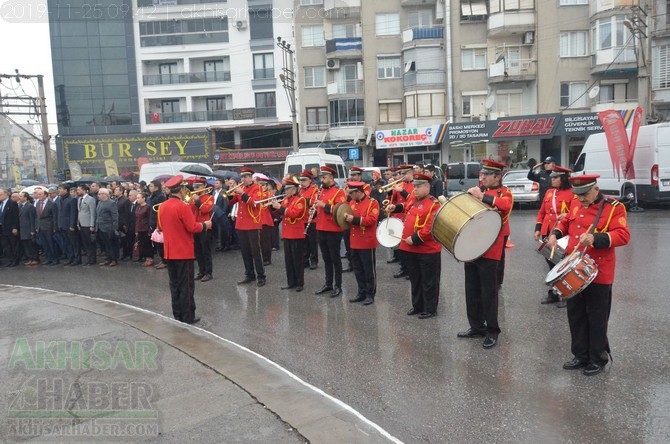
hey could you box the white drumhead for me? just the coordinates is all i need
[376,218,404,248]
[452,210,502,262]
[545,253,580,283]
[556,236,568,250]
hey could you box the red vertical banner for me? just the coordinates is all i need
[137,157,149,170]
[625,107,644,179]
[597,110,629,180]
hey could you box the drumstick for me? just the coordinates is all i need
[550,245,556,260]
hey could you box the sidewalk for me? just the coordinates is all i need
[0,285,399,443]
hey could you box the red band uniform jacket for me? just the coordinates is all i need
[279,195,308,239]
[481,186,514,260]
[535,188,577,236]
[190,193,214,226]
[315,186,346,232]
[159,196,205,259]
[395,194,442,254]
[553,196,630,284]
[228,183,263,230]
[260,189,275,227]
[348,196,380,250]
[389,181,414,220]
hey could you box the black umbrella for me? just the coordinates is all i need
[211,170,240,181]
[179,164,213,176]
[18,179,40,186]
[76,176,107,184]
[104,174,125,182]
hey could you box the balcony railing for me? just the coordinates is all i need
[403,70,446,88]
[402,26,443,43]
[327,80,364,95]
[253,68,275,80]
[146,110,233,124]
[143,70,231,86]
[591,47,636,67]
[325,37,362,55]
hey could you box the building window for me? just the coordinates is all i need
[462,96,472,116]
[206,96,231,121]
[299,0,323,5]
[560,31,587,57]
[599,84,615,102]
[405,93,445,118]
[490,0,535,14]
[559,0,588,5]
[461,48,486,70]
[592,16,626,51]
[158,62,178,84]
[377,57,401,79]
[306,107,328,131]
[407,10,433,29]
[253,53,274,79]
[376,13,400,36]
[249,9,274,40]
[304,66,326,88]
[203,58,231,82]
[302,25,325,47]
[379,102,402,124]
[653,44,670,89]
[332,24,358,39]
[139,18,229,47]
[461,1,488,22]
[255,92,276,118]
[497,91,523,116]
[329,99,364,127]
[560,82,587,109]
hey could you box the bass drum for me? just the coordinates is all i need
[376,217,404,248]
[431,192,502,262]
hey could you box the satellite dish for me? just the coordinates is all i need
[404,61,415,73]
[588,86,600,99]
[485,95,495,110]
[495,52,505,64]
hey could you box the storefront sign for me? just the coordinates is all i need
[556,113,604,135]
[61,132,210,168]
[375,124,446,149]
[233,108,256,120]
[447,121,491,142]
[213,148,292,163]
[491,114,560,140]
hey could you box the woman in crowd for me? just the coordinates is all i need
[135,192,154,266]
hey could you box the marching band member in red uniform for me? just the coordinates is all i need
[271,177,307,292]
[228,167,266,287]
[159,175,212,324]
[389,165,415,279]
[188,177,214,282]
[344,181,380,306]
[314,166,347,298]
[548,174,630,376]
[341,166,366,273]
[534,165,577,304]
[256,174,275,266]
[299,169,320,270]
[386,173,442,319]
[457,160,513,349]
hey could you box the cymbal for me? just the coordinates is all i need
[333,202,353,230]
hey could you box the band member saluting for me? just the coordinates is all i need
[386,173,442,318]
[534,165,577,305]
[271,177,308,292]
[159,175,212,324]
[457,160,513,348]
[548,174,630,376]
[314,166,347,297]
[229,167,266,287]
[344,181,380,306]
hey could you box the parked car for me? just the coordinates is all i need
[446,162,481,196]
[502,170,539,206]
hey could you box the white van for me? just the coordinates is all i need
[284,148,347,187]
[139,162,210,184]
[574,124,670,204]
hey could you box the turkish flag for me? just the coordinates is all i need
[152,112,160,123]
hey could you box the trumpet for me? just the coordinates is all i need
[377,178,403,193]
[257,194,286,206]
[184,187,213,203]
[224,182,244,196]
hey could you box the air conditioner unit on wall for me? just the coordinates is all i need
[523,31,535,45]
[326,59,340,70]
[235,20,247,30]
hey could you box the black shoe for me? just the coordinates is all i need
[457,328,487,338]
[200,274,212,282]
[541,294,560,304]
[257,279,266,287]
[309,264,317,270]
[330,286,342,297]
[185,317,201,325]
[281,285,296,290]
[583,362,604,376]
[362,297,374,306]
[295,287,303,292]
[407,308,421,316]
[349,295,365,303]
[314,285,333,295]
[237,277,255,284]
[263,261,271,266]
[195,273,204,280]
[483,333,498,349]
[387,258,399,264]
[563,358,587,370]
[342,266,353,272]
[393,270,407,278]
[71,261,82,266]
[556,300,567,308]
[48,261,60,266]
[418,312,436,319]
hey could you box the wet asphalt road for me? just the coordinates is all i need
[1,207,669,443]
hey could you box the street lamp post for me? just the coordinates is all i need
[277,36,299,153]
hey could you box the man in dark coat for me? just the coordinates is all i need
[0,188,21,266]
[34,188,59,265]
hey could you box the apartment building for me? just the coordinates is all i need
[48,0,294,176]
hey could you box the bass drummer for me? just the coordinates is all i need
[456,160,513,349]
[534,165,577,306]
[547,174,630,376]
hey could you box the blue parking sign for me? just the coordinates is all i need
[349,148,360,160]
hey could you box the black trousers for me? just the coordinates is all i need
[22,238,37,261]
[238,229,265,280]
[260,225,273,263]
[122,229,135,259]
[303,223,318,266]
[79,227,96,264]
[567,282,612,365]
[351,248,376,299]
[406,251,441,314]
[497,235,508,286]
[0,233,19,265]
[464,258,500,333]
[318,231,343,288]
[167,259,196,323]
[68,228,81,263]
[194,230,213,275]
[98,231,119,262]
[283,238,304,287]
[342,229,351,260]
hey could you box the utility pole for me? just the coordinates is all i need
[0,70,53,183]
[277,36,299,153]
[624,5,649,122]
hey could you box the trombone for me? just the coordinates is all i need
[377,178,403,193]
[257,194,286,207]
[184,187,213,203]
[223,182,244,196]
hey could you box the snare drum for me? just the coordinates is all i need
[376,217,404,248]
[545,252,599,299]
[537,237,568,264]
